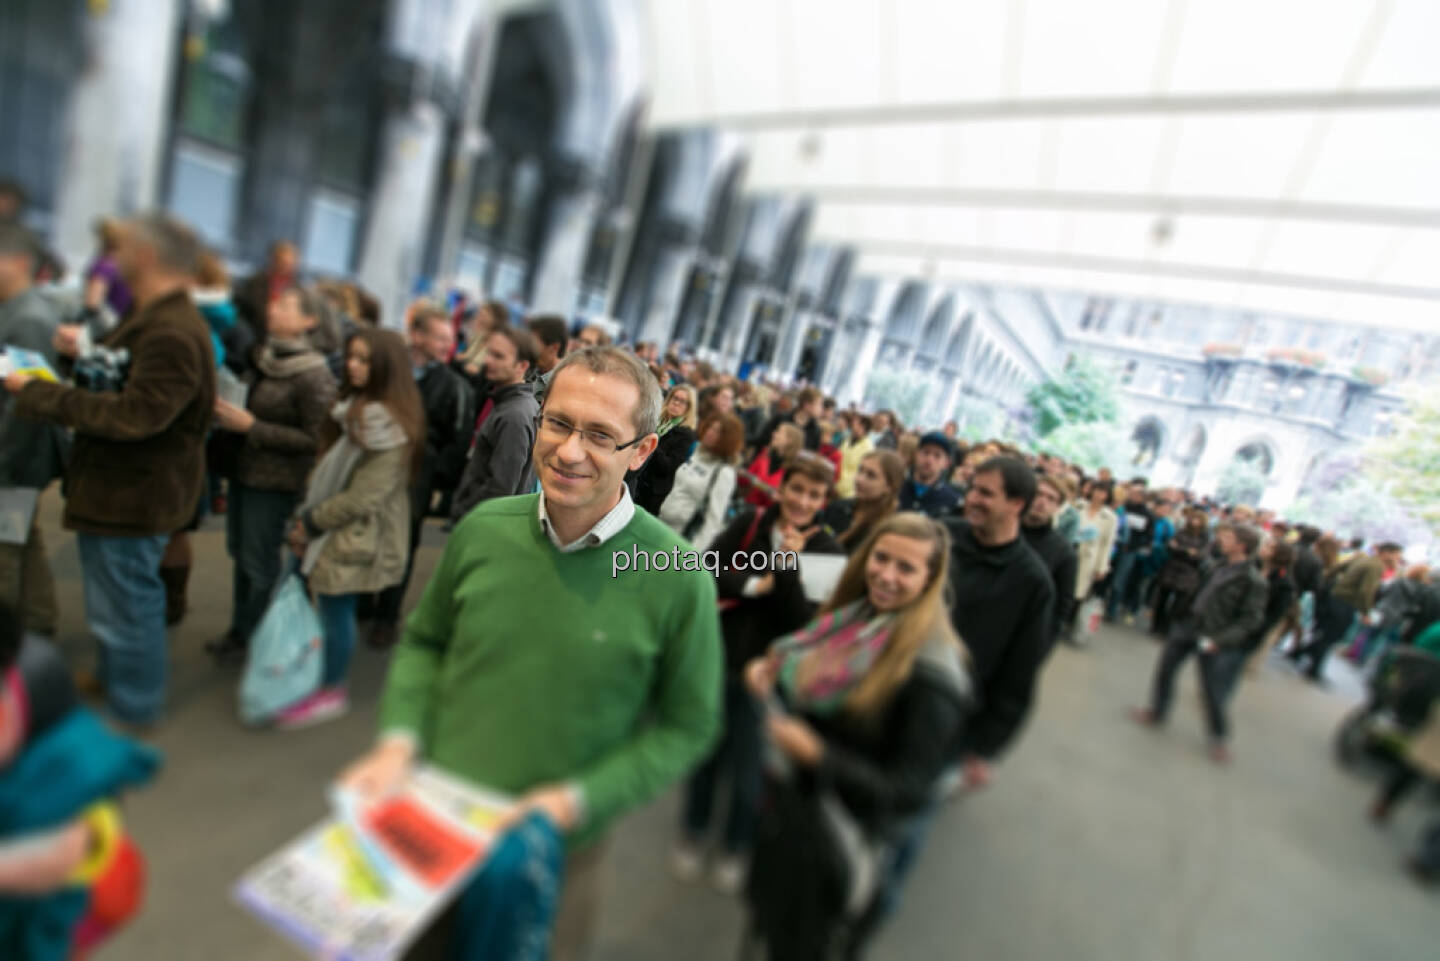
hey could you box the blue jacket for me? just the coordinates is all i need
[0,707,160,961]
[898,477,963,519]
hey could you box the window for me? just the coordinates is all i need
[456,243,491,290]
[301,191,360,276]
[167,141,240,247]
[1121,359,1137,386]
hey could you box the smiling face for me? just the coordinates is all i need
[964,468,1022,537]
[535,366,656,520]
[865,533,932,613]
[777,471,828,530]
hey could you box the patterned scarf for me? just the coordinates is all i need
[771,600,896,715]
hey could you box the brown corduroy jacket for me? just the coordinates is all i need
[17,288,215,536]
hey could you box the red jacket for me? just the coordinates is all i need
[741,447,787,509]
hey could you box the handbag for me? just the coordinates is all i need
[680,463,724,542]
[238,555,324,725]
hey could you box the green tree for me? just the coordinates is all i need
[1036,421,1132,474]
[1362,385,1440,535]
[1025,354,1121,437]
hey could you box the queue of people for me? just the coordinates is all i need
[3,206,1440,960]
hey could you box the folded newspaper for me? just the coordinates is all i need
[0,345,58,382]
[235,765,512,961]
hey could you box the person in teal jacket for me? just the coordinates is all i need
[338,346,721,961]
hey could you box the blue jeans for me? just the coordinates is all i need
[1106,550,1146,619]
[77,532,170,724]
[316,592,360,688]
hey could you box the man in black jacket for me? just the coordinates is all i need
[449,326,540,522]
[875,456,1052,929]
[361,305,474,647]
[943,456,1056,785]
[1132,523,1267,764]
[1022,472,1079,653]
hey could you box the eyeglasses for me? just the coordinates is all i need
[536,413,647,455]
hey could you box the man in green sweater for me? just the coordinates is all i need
[340,346,721,958]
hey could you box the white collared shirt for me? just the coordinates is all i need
[537,484,635,552]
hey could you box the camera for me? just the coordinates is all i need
[72,346,131,393]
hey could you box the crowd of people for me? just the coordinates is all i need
[2,204,1439,959]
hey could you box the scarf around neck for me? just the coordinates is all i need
[771,599,896,715]
[297,398,408,574]
[255,336,327,379]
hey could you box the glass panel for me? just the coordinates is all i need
[301,191,360,276]
[167,141,241,247]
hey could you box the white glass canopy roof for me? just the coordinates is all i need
[640,0,1440,331]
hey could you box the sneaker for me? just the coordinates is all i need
[668,841,704,883]
[275,689,349,730]
[710,855,746,895]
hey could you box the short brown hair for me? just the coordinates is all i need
[698,413,746,463]
[409,302,449,334]
[489,324,538,369]
[782,451,836,493]
[548,345,663,437]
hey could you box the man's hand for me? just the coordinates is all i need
[3,372,31,395]
[767,714,825,767]
[497,784,580,834]
[213,399,256,433]
[339,737,416,799]
[961,755,993,791]
[53,324,84,358]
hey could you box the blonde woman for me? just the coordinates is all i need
[836,412,875,497]
[743,513,973,959]
[634,384,700,513]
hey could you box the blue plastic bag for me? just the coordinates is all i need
[239,558,323,725]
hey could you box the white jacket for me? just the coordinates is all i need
[658,451,736,551]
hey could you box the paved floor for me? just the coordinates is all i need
[32,492,1438,960]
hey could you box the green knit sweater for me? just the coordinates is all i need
[379,493,721,845]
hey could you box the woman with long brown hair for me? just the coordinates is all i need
[742,512,973,959]
[279,328,423,728]
[821,449,905,554]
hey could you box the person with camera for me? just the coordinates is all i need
[4,214,216,728]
